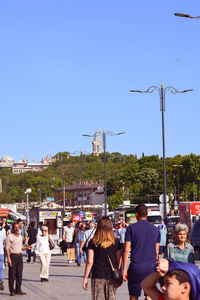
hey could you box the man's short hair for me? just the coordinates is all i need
[17,218,22,223]
[160,269,190,286]
[30,221,35,228]
[136,204,148,217]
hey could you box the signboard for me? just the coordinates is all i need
[190,202,200,215]
[64,212,72,221]
[72,215,80,222]
[78,197,87,201]
[39,211,58,220]
[85,212,93,220]
[46,197,54,202]
[79,211,85,218]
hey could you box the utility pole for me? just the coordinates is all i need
[63,174,65,215]
[130,84,192,217]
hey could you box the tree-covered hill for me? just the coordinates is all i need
[0,152,200,210]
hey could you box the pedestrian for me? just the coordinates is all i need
[0,223,6,291]
[1,216,10,267]
[37,222,43,237]
[191,217,200,260]
[63,221,75,263]
[83,216,122,300]
[159,223,167,255]
[26,221,38,263]
[17,219,27,244]
[75,223,86,266]
[35,225,53,282]
[158,220,167,230]
[80,220,95,257]
[114,220,127,251]
[165,223,194,263]
[123,204,160,300]
[6,223,31,296]
[141,259,200,300]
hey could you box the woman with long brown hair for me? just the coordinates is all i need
[83,217,122,300]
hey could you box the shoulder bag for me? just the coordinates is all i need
[106,249,123,285]
[49,235,55,250]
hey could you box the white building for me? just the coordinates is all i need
[0,154,56,174]
[92,130,102,156]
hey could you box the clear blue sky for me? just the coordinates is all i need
[0,0,199,162]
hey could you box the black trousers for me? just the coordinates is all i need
[8,254,23,293]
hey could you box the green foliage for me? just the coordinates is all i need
[0,152,200,209]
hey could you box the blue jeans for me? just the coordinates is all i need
[76,243,87,264]
[0,254,4,282]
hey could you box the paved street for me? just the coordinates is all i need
[1,255,130,300]
[2,255,199,299]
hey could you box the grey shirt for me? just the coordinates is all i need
[6,234,23,254]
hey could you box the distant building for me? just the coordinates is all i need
[0,154,57,174]
[92,129,102,156]
[54,182,105,207]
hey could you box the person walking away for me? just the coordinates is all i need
[191,216,200,260]
[75,223,86,266]
[114,220,127,251]
[165,223,194,263]
[26,222,38,263]
[35,225,53,282]
[159,222,167,255]
[80,221,95,258]
[6,223,31,296]
[0,223,6,291]
[123,204,160,300]
[63,221,75,263]
[1,216,10,267]
[83,217,122,300]
[17,219,27,245]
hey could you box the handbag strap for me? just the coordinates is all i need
[105,248,115,272]
[84,228,94,246]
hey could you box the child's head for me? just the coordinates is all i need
[160,270,191,300]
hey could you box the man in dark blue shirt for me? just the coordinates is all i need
[123,204,160,300]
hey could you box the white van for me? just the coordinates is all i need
[145,204,162,227]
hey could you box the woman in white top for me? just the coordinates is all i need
[35,226,52,282]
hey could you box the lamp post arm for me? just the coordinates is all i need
[130,86,160,95]
[164,86,193,95]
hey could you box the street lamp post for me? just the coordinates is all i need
[130,84,193,218]
[83,130,125,216]
[25,188,32,225]
[172,164,183,207]
[63,174,66,216]
[69,150,89,213]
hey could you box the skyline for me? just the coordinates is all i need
[0,1,200,162]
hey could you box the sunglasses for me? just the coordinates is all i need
[42,230,47,232]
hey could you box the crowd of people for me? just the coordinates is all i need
[0,204,200,299]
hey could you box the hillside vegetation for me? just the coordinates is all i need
[0,152,200,210]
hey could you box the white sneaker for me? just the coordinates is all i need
[68,260,73,263]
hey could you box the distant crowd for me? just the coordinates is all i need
[0,204,200,299]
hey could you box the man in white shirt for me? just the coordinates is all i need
[0,224,6,291]
[63,221,75,263]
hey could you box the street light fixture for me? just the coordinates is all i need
[130,84,193,218]
[24,188,32,225]
[83,130,125,216]
[172,164,183,207]
[67,150,89,214]
[174,13,200,19]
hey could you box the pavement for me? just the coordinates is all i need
[2,256,200,300]
[1,255,130,300]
